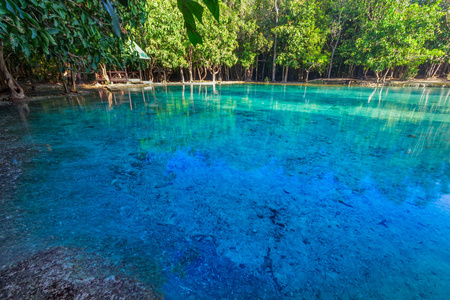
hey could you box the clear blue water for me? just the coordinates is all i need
[1,84,450,299]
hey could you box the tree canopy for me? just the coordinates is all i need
[1,0,449,97]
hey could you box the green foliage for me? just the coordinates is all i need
[1,0,450,90]
[275,0,329,74]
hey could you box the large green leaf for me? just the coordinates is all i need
[102,0,121,38]
[177,0,205,45]
[178,0,204,23]
[202,0,219,22]
[4,0,15,15]
[48,28,60,35]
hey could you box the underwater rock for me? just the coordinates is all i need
[0,247,159,300]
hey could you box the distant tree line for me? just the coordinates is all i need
[1,0,449,97]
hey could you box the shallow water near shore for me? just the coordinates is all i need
[1,84,449,299]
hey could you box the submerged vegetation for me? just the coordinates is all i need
[1,0,450,97]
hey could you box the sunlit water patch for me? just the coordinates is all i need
[1,85,449,299]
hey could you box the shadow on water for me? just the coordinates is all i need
[1,84,449,299]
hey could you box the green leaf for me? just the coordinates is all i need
[186,23,202,45]
[48,28,60,35]
[22,43,31,57]
[10,33,18,48]
[45,31,57,45]
[10,0,24,18]
[31,28,37,39]
[102,0,121,38]
[202,0,219,22]
[4,0,15,15]
[178,0,204,23]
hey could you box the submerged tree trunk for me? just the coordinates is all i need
[0,41,25,98]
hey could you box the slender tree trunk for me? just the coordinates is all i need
[60,71,70,93]
[0,41,25,98]
[284,66,289,82]
[0,69,7,92]
[202,66,208,81]
[261,56,266,81]
[100,63,110,82]
[180,65,185,83]
[188,62,193,82]
[70,69,77,93]
[327,31,341,79]
[271,0,279,82]
[188,48,193,82]
[255,56,259,81]
[432,63,442,78]
[363,68,368,80]
[305,70,310,83]
[382,68,390,83]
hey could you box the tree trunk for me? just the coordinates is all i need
[305,70,310,83]
[363,68,368,80]
[188,48,193,82]
[180,65,185,83]
[60,72,70,93]
[70,69,77,93]
[100,63,110,82]
[432,63,442,78]
[188,61,193,82]
[271,0,279,82]
[255,56,259,81]
[382,68,390,83]
[0,41,25,98]
[261,57,266,81]
[0,69,7,92]
[327,31,341,79]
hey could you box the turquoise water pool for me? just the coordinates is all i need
[1,84,449,299]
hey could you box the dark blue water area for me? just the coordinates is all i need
[0,84,449,299]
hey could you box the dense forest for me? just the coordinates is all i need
[1,0,449,98]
